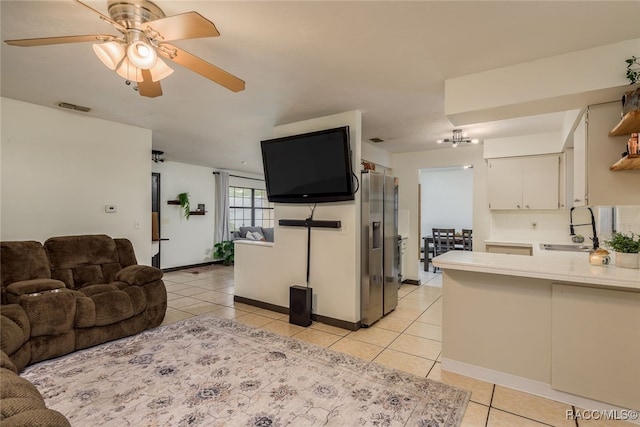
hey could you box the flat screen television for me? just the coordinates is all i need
[260,126,355,203]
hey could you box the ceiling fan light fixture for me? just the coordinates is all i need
[127,40,157,69]
[149,58,174,82]
[93,41,125,70]
[116,57,143,82]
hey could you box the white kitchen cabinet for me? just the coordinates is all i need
[572,113,587,207]
[485,244,532,256]
[551,283,640,409]
[567,102,640,206]
[487,154,560,210]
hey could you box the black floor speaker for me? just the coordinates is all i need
[289,285,312,327]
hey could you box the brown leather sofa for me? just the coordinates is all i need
[0,234,167,425]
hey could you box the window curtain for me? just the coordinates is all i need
[215,171,230,243]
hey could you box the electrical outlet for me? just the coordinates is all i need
[105,205,118,213]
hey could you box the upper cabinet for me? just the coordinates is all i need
[488,154,560,210]
[579,102,640,206]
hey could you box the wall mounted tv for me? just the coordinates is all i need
[260,126,355,203]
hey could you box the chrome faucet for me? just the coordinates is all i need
[569,206,599,250]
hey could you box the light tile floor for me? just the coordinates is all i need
[160,264,633,427]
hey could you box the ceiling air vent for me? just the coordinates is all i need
[369,137,384,143]
[56,101,91,113]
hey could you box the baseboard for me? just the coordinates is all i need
[233,295,288,315]
[233,295,360,331]
[441,358,639,423]
[161,261,220,273]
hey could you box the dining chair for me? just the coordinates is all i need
[461,229,473,251]
[432,228,456,272]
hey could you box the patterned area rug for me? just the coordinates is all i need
[21,315,470,426]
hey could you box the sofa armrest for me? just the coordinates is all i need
[114,265,163,286]
[6,280,66,299]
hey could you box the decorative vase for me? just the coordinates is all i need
[614,252,640,269]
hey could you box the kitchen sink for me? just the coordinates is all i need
[540,244,592,252]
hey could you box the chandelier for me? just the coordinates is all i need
[437,129,480,148]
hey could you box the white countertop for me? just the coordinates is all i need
[433,248,640,291]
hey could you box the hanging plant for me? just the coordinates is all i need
[177,192,191,219]
[625,56,639,85]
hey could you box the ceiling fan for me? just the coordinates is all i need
[4,0,245,98]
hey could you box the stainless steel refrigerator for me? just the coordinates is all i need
[361,171,399,327]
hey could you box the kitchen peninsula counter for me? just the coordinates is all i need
[434,248,640,290]
[433,249,640,412]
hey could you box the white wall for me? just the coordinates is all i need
[392,145,488,282]
[235,111,362,324]
[445,38,638,125]
[1,97,152,263]
[483,132,563,159]
[420,167,473,237]
[151,161,217,269]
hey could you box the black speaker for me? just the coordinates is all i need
[289,285,312,327]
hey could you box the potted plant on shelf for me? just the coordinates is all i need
[604,232,640,269]
[214,240,234,266]
[571,234,584,243]
[177,192,191,220]
[626,56,639,85]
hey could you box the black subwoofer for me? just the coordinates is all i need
[289,285,312,327]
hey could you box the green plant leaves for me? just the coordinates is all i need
[177,192,190,219]
[604,232,640,253]
[625,55,639,85]
[214,240,234,265]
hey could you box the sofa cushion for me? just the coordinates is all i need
[1,318,26,357]
[19,290,76,337]
[115,265,163,286]
[239,226,264,238]
[245,230,265,241]
[0,241,51,305]
[0,305,30,345]
[114,238,138,267]
[44,235,125,289]
[45,235,119,270]
[0,364,70,426]
[262,227,275,242]
[5,280,65,301]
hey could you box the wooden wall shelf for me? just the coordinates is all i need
[167,200,180,205]
[189,211,207,215]
[610,154,640,171]
[609,110,640,136]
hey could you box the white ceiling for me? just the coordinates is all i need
[2,1,639,175]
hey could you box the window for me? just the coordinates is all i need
[229,186,274,231]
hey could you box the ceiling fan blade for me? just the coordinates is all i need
[74,0,126,33]
[143,12,220,42]
[139,69,163,98]
[5,34,117,47]
[158,43,245,92]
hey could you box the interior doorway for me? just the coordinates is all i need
[419,166,474,273]
[151,172,161,268]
